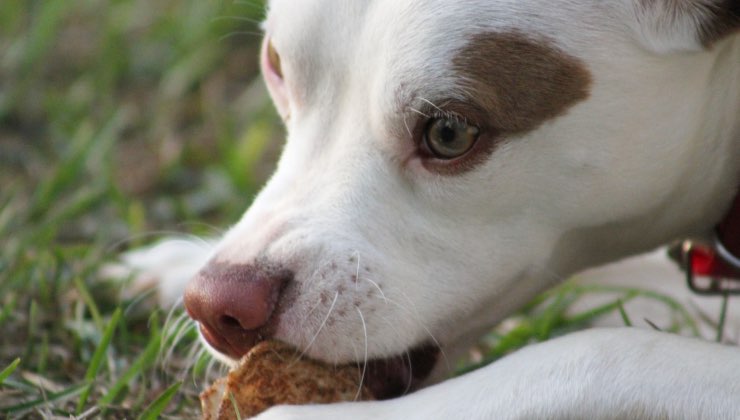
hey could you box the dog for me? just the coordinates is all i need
[116,0,740,418]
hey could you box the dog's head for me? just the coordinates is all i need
[185,0,739,398]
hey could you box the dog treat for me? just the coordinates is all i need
[200,340,374,419]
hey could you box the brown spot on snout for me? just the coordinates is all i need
[452,31,592,135]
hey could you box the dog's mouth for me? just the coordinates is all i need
[361,343,440,400]
[199,322,439,400]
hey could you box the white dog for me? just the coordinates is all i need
[117,0,740,418]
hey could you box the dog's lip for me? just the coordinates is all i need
[362,344,440,400]
[198,323,258,359]
[198,320,440,400]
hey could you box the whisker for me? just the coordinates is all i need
[290,257,340,353]
[160,309,195,369]
[409,107,430,118]
[354,306,369,401]
[211,15,264,25]
[353,250,362,292]
[294,291,340,362]
[122,287,157,316]
[361,276,388,304]
[402,113,413,138]
[387,291,451,374]
[218,31,264,42]
[403,349,414,395]
[190,347,213,386]
[176,221,226,237]
[303,256,335,291]
[419,97,443,114]
[204,356,224,387]
[104,231,212,254]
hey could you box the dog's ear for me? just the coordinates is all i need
[631,0,739,53]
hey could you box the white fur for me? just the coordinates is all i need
[115,0,740,417]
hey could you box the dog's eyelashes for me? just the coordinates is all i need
[423,117,480,159]
[266,39,283,79]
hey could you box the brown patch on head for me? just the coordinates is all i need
[698,0,740,47]
[452,31,592,135]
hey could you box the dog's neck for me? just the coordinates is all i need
[697,36,740,279]
[547,37,740,280]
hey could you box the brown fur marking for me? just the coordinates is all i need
[452,31,592,136]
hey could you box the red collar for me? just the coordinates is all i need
[679,188,740,294]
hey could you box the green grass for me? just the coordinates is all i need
[0,0,280,417]
[0,1,716,418]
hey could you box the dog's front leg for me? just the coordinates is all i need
[255,328,740,420]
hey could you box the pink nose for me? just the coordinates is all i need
[184,262,291,358]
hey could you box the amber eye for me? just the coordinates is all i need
[423,117,480,159]
[266,39,283,79]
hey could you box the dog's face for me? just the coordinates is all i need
[185,0,739,398]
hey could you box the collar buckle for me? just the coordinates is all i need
[675,239,740,296]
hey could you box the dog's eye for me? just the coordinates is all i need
[267,39,283,79]
[423,118,480,159]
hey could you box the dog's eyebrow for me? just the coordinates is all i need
[452,31,592,135]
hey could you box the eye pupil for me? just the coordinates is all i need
[424,117,480,159]
[440,124,456,144]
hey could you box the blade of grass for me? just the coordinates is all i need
[98,333,162,409]
[565,293,638,326]
[0,358,21,385]
[0,190,19,237]
[534,291,579,340]
[0,0,68,119]
[0,382,89,416]
[0,296,18,326]
[18,0,68,73]
[644,318,663,331]
[567,284,700,336]
[617,299,633,327]
[38,333,50,374]
[28,123,96,221]
[0,378,37,393]
[29,185,109,246]
[29,108,124,224]
[137,382,182,420]
[456,322,536,376]
[73,275,104,331]
[23,300,40,362]
[228,391,243,420]
[76,307,122,414]
[716,292,729,343]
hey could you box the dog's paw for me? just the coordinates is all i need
[100,238,215,307]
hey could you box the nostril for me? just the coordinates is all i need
[220,315,242,329]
